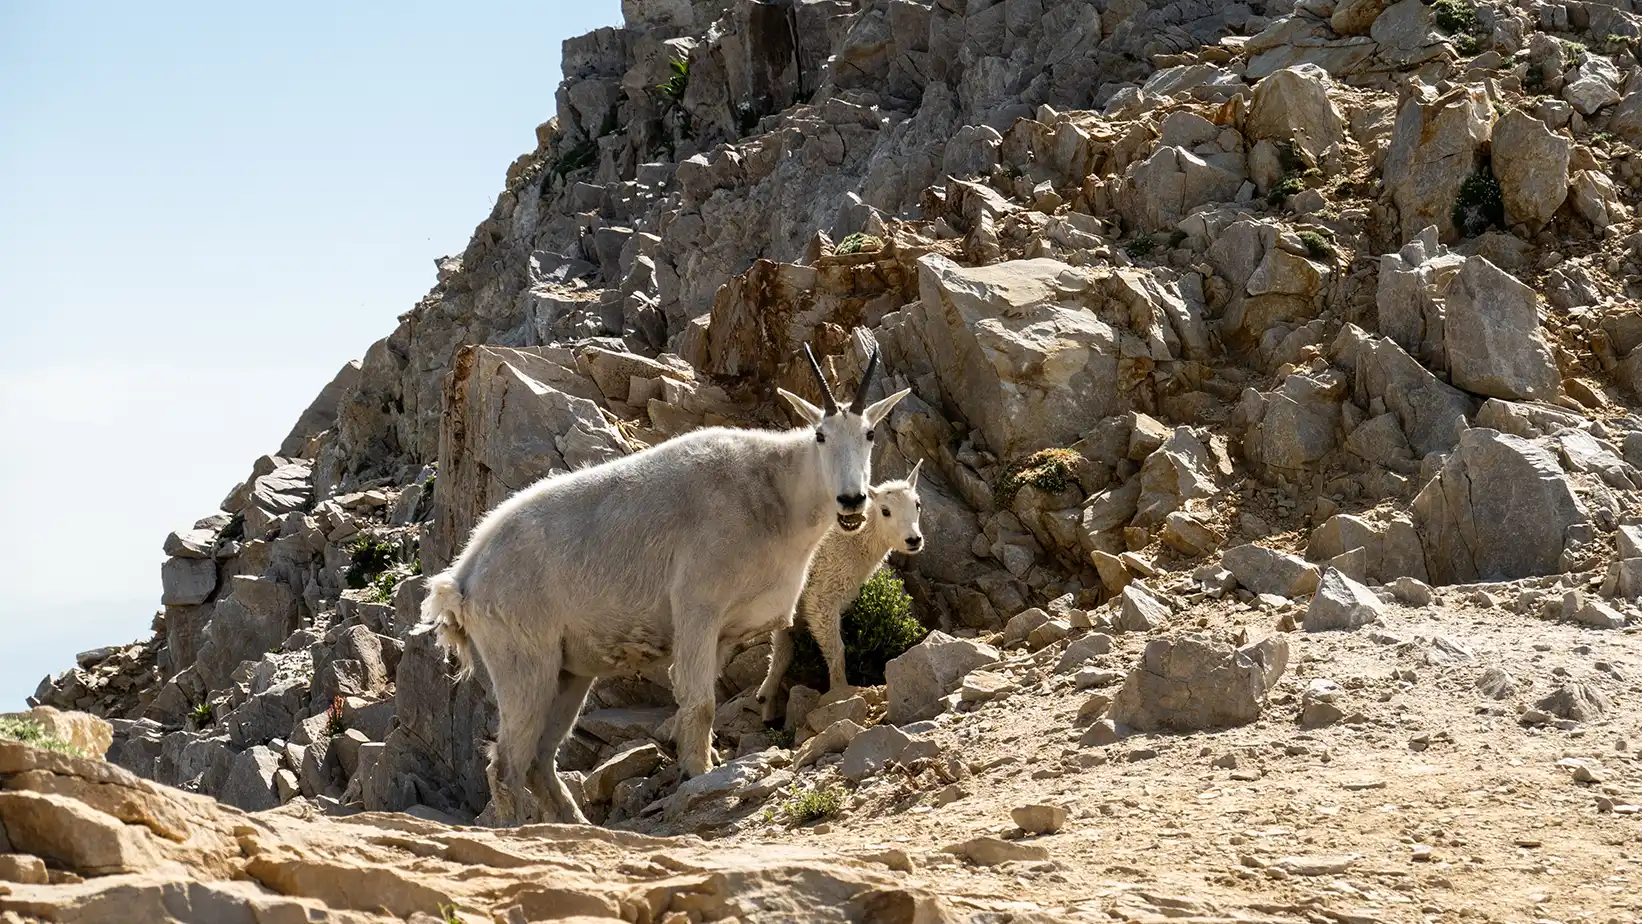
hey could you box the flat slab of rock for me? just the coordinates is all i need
[942,836,1050,866]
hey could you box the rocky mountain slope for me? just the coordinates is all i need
[10,0,1642,919]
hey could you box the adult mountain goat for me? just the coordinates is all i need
[755,461,925,722]
[421,345,909,825]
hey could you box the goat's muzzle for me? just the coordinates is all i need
[837,511,866,532]
[905,536,923,553]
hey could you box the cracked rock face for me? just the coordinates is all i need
[1413,429,1592,586]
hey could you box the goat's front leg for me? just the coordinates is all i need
[668,614,720,778]
[756,626,794,725]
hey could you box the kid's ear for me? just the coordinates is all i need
[778,388,826,426]
[864,387,911,426]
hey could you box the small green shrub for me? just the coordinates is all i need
[777,784,846,825]
[437,904,463,924]
[1454,33,1480,56]
[1452,169,1504,237]
[788,569,928,688]
[0,717,82,756]
[1432,0,1477,35]
[190,702,214,727]
[220,512,246,543]
[345,535,398,589]
[1124,235,1156,257]
[835,232,884,255]
[996,448,1085,506]
[1267,173,1306,206]
[1297,230,1336,262]
[656,57,689,103]
[1560,39,1587,61]
[368,568,403,604]
[1524,63,1545,91]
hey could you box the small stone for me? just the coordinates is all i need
[1080,720,1120,746]
[1011,804,1069,835]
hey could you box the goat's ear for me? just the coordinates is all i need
[863,387,911,426]
[908,458,923,488]
[777,388,826,426]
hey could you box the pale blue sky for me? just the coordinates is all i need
[0,2,621,707]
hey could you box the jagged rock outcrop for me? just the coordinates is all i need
[23,1,1642,900]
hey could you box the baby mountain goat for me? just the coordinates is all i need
[756,460,925,722]
[421,345,908,825]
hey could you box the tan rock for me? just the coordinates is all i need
[0,791,159,875]
[0,855,48,886]
[0,708,112,760]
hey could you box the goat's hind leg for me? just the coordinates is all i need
[755,627,794,726]
[528,671,595,825]
[484,646,560,826]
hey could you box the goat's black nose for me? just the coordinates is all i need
[837,493,866,509]
[906,536,923,550]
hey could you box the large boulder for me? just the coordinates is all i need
[195,577,299,690]
[1235,370,1346,473]
[1245,65,1345,153]
[218,746,283,812]
[0,708,112,759]
[1222,544,1321,598]
[1489,110,1570,230]
[1109,634,1289,732]
[1304,568,1384,631]
[160,557,217,607]
[1442,257,1560,402]
[1115,146,1244,232]
[883,631,999,725]
[1333,324,1475,458]
[1382,83,1493,242]
[894,256,1120,456]
[426,346,630,571]
[1376,226,1465,369]
[1413,429,1591,585]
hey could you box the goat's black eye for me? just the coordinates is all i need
[915,501,922,509]
[815,431,826,443]
[881,507,891,517]
[865,429,875,441]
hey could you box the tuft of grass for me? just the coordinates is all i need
[1298,230,1336,262]
[0,717,83,756]
[1432,0,1477,35]
[1560,39,1587,61]
[996,448,1085,506]
[1452,169,1504,237]
[191,702,214,727]
[777,784,846,825]
[345,534,399,590]
[835,232,884,255]
[368,567,405,604]
[656,57,689,103]
[326,696,346,738]
[436,904,463,924]
[789,569,928,688]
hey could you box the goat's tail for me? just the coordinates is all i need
[422,572,476,681]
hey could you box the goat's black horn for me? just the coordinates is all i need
[802,344,839,415]
[850,348,880,415]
